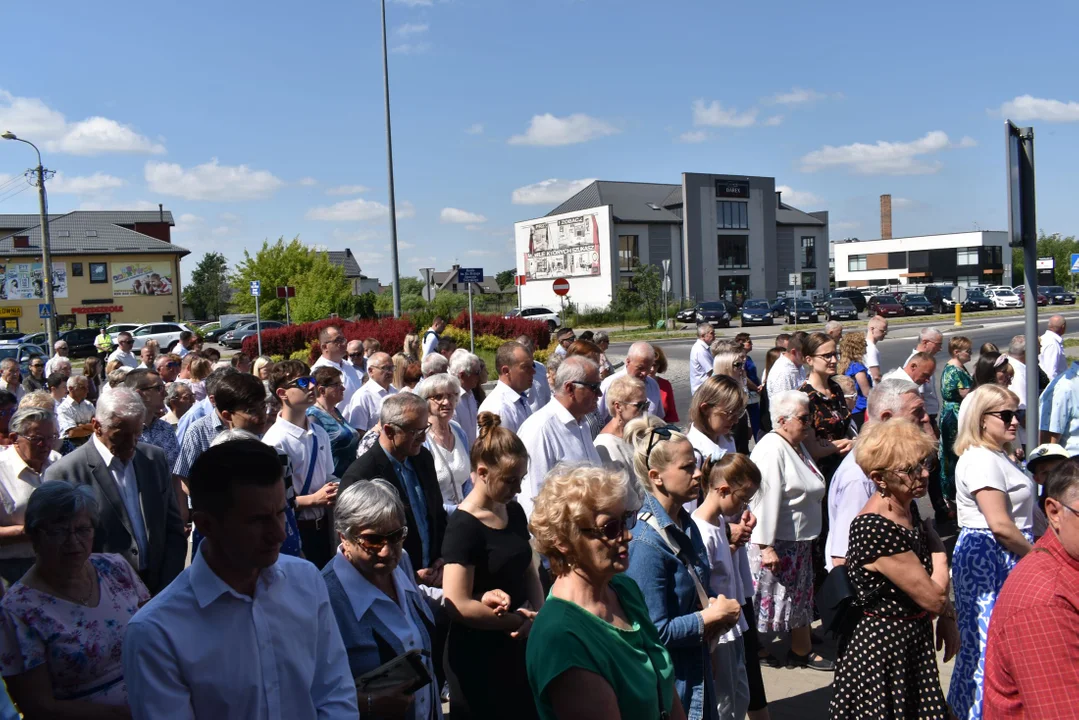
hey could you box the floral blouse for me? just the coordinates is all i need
[799,379,852,442]
[0,554,149,705]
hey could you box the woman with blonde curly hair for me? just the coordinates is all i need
[837,331,871,429]
[528,463,687,720]
[402,333,421,363]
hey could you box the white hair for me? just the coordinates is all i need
[66,375,89,390]
[95,387,146,429]
[0,358,15,371]
[919,327,943,342]
[825,321,842,334]
[769,390,810,426]
[627,341,655,362]
[554,356,597,396]
[416,372,462,402]
[1008,334,1026,358]
[866,378,920,422]
[421,352,448,377]
[212,360,232,371]
[448,349,481,377]
[53,340,68,351]
[333,479,406,536]
[697,322,713,338]
[379,391,427,428]
[52,357,72,371]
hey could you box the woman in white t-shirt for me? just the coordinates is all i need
[418,373,473,514]
[948,384,1035,720]
[593,375,647,475]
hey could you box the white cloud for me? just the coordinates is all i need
[325,184,370,196]
[692,100,757,128]
[466,249,500,257]
[770,88,826,105]
[177,213,202,225]
[508,113,618,146]
[511,178,596,205]
[220,212,240,222]
[764,115,783,127]
[957,136,978,148]
[0,90,166,156]
[998,94,1079,123]
[211,226,231,236]
[48,171,125,195]
[298,177,318,186]
[77,199,159,212]
[145,158,284,201]
[396,23,428,36]
[799,131,974,175]
[306,197,413,221]
[392,42,431,55]
[891,197,913,208]
[440,207,487,224]
[465,123,484,135]
[678,130,709,144]
[775,185,820,208]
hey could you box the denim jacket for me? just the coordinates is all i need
[626,493,718,720]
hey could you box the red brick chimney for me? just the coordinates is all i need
[880,194,892,240]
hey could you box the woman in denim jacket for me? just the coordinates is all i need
[625,417,743,720]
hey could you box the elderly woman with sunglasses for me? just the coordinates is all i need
[528,464,687,720]
[948,384,1035,720]
[594,375,648,474]
[747,390,830,671]
[322,479,442,720]
[710,341,753,454]
[625,417,743,720]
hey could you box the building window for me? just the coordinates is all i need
[71,263,83,277]
[801,236,816,268]
[86,313,111,328]
[957,275,979,287]
[801,272,817,290]
[89,263,108,283]
[718,235,749,269]
[957,247,978,265]
[717,201,748,230]
[984,246,1003,265]
[848,255,867,272]
[618,235,639,271]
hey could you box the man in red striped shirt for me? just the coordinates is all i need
[984,459,1079,718]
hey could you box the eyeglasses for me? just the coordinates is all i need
[626,400,650,412]
[327,336,346,345]
[30,363,44,369]
[352,526,408,552]
[983,409,1019,425]
[321,382,345,390]
[813,352,839,360]
[41,525,94,541]
[119,339,133,345]
[348,352,364,359]
[138,384,166,394]
[287,376,317,391]
[888,458,933,478]
[645,424,682,469]
[579,511,637,541]
[560,336,576,344]
[369,365,393,373]
[391,422,431,439]
[166,362,181,369]
[571,380,602,394]
[21,433,59,447]
[791,414,811,424]
[1054,500,1079,517]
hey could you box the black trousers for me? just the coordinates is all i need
[297,517,334,570]
[741,601,768,711]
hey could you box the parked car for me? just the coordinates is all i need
[129,322,196,352]
[197,321,221,336]
[770,297,795,318]
[505,306,560,331]
[106,323,141,345]
[675,306,696,323]
[222,321,286,349]
[203,320,246,343]
[1039,286,1076,305]
[1015,286,1049,306]
[962,290,995,312]
[986,288,1022,309]
[739,299,774,327]
[0,343,47,377]
[56,328,103,358]
[786,299,819,324]
[923,285,958,314]
[824,297,858,321]
[691,302,732,329]
[867,295,905,318]
[17,332,46,349]
[900,294,934,316]
[826,289,867,314]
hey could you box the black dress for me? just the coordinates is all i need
[829,514,950,719]
[442,502,539,720]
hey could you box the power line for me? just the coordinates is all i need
[0,183,32,205]
[0,174,25,194]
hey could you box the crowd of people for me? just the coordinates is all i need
[0,313,1075,719]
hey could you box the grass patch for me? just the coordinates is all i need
[606,328,698,342]
[780,305,1068,333]
[1065,338,1079,348]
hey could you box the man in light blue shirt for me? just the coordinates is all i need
[1047,361,1079,454]
[174,367,237,445]
[689,322,715,395]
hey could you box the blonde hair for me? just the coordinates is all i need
[392,353,410,390]
[402,334,420,360]
[252,355,274,377]
[606,375,646,415]
[529,464,643,576]
[837,332,866,375]
[689,374,746,427]
[832,374,855,395]
[711,349,745,379]
[188,356,212,381]
[626,415,687,491]
[954,384,1019,455]
[855,418,936,491]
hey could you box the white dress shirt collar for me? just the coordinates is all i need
[92,434,124,469]
[190,545,285,608]
[331,550,419,620]
[272,413,310,440]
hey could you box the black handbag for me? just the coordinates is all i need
[817,565,861,640]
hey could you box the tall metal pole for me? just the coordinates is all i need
[380,0,402,318]
[255,290,263,358]
[467,282,475,353]
[34,161,58,350]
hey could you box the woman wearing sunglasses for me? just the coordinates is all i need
[798,332,853,483]
[624,417,742,720]
[710,340,753,454]
[322,480,441,719]
[528,463,687,720]
[948,384,1035,720]
[594,375,648,474]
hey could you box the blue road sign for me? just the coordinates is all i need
[1071,254,1079,274]
[458,267,484,284]
[250,280,261,296]
[38,304,51,319]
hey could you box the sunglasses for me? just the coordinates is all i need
[348,352,364,359]
[983,409,1019,425]
[889,458,933,478]
[626,400,650,411]
[287,376,317,391]
[731,361,745,369]
[645,424,682,469]
[571,380,602,394]
[353,526,408,551]
[579,511,637,541]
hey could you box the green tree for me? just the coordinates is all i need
[1012,231,1079,286]
[289,253,365,323]
[633,263,662,326]
[182,252,231,320]
[496,269,515,290]
[400,276,426,296]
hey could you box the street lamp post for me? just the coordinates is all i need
[380,0,402,318]
[1,131,58,351]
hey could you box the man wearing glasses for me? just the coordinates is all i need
[345,339,367,376]
[597,341,664,423]
[107,332,139,369]
[311,325,362,410]
[123,369,181,469]
[553,327,575,357]
[517,356,603,518]
[153,353,182,383]
[20,356,46,394]
[341,351,398,433]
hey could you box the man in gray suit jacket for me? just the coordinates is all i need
[44,387,186,594]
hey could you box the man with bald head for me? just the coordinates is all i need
[1040,314,1067,382]
[597,341,663,422]
[885,351,937,390]
[345,340,367,377]
[311,324,362,409]
[341,351,397,432]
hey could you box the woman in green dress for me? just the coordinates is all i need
[938,335,973,512]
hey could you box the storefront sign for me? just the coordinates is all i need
[73,305,123,314]
[1036,257,1055,270]
[715,179,750,199]
[0,306,21,318]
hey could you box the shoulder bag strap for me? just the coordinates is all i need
[639,511,710,610]
[300,439,320,496]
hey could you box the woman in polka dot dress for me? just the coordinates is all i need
[829,419,960,720]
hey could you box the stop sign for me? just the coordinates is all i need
[552,277,570,296]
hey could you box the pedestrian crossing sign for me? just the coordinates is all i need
[1071,253,1079,274]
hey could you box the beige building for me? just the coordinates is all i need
[0,210,187,332]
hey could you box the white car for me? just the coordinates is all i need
[505,306,561,331]
[106,323,141,345]
[128,322,195,352]
[986,289,1022,309]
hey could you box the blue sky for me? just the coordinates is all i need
[3,0,1079,287]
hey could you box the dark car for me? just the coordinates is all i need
[692,302,731,329]
[204,319,249,343]
[923,285,958,314]
[739,299,774,327]
[1016,286,1049,306]
[57,328,102,358]
[962,290,994,312]
[0,343,46,377]
[786,299,819,324]
[868,295,905,318]
[1040,285,1076,305]
[770,297,795,318]
[901,294,934,316]
[675,307,697,323]
[824,297,858,321]
[829,289,868,314]
[222,320,285,349]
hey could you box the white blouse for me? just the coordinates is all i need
[594,433,634,475]
[955,446,1036,530]
[748,431,826,545]
[425,422,471,512]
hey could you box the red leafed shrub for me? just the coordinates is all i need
[450,311,550,349]
[242,317,415,362]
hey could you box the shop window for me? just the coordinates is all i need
[718,235,749,269]
[618,236,639,271]
[848,255,867,272]
[717,201,749,230]
[86,313,111,328]
[89,263,108,283]
[56,314,77,332]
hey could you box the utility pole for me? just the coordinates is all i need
[380,0,402,318]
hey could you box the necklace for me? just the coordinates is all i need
[37,563,95,606]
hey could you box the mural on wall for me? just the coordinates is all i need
[111,262,174,297]
[0,263,68,300]
[523,213,602,280]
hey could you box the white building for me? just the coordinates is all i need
[833,231,1010,288]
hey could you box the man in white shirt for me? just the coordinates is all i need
[517,356,603,517]
[477,341,535,432]
[421,316,446,359]
[553,327,575,357]
[903,328,943,422]
[174,330,197,358]
[449,350,481,447]
[689,322,716,395]
[345,339,367,380]
[0,359,24,404]
[310,325,362,410]
[57,375,95,441]
[107,332,139,368]
[598,342,663,422]
[1039,314,1067,382]
[44,339,70,378]
[137,345,157,370]
[123,439,357,720]
[341,352,397,432]
[154,353,181,383]
[884,352,937,395]
[825,320,844,344]
[765,331,808,397]
[865,316,889,382]
[516,335,551,412]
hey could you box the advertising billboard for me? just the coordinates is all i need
[0,262,68,300]
[111,262,175,297]
[521,211,604,281]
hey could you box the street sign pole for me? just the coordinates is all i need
[662,259,671,335]
[468,282,474,353]
[1006,120,1038,453]
[251,280,262,356]
[285,295,291,326]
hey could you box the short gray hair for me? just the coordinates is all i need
[165,381,192,405]
[697,322,713,338]
[333,479,406,536]
[52,357,72,372]
[421,353,448,377]
[866,378,920,422]
[95,387,146,429]
[380,391,427,428]
[26,480,99,535]
[769,390,809,425]
[627,341,656,362]
[53,340,68,351]
[606,374,645,414]
[593,331,609,345]
[825,321,843,334]
[0,358,15,372]
[416,372,462,403]
[66,375,88,390]
[10,406,55,435]
[554,356,597,396]
[920,327,943,343]
[545,353,563,373]
[210,428,261,447]
[448,349,481,378]
[1008,334,1026,358]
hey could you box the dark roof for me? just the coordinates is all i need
[0,211,175,229]
[776,203,825,226]
[0,212,187,258]
[327,249,363,278]
[547,181,682,224]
